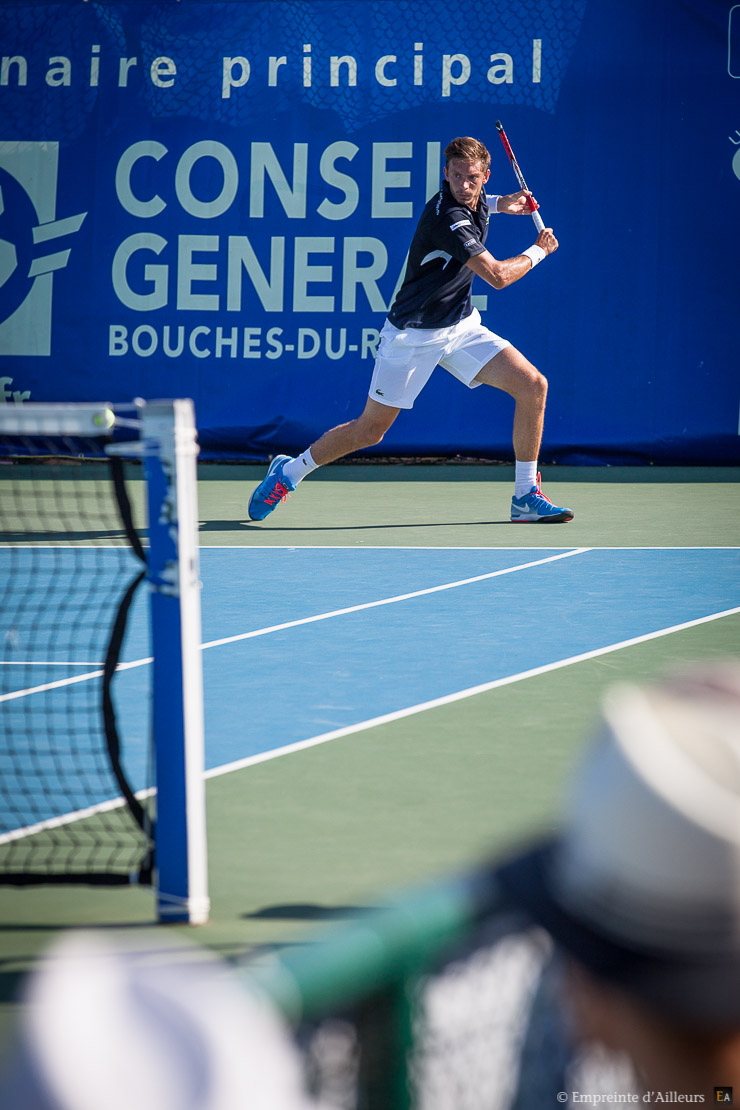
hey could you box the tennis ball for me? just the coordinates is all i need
[93,407,115,430]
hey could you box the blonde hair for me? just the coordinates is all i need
[444,137,491,171]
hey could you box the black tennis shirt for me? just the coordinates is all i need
[387,182,490,330]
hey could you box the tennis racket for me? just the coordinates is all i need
[495,120,545,233]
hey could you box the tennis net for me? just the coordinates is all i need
[0,400,209,923]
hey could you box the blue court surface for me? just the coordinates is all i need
[2,545,739,833]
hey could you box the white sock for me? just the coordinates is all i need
[514,460,538,498]
[283,449,319,487]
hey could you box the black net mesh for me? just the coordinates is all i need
[0,433,154,885]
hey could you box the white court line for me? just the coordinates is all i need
[5,603,740,843]
[201,548,590,650]
[0,787,155,846]
[0,657,153,703]
[0,548,588,702]
[199,545,740,550]
[0,661,104,667]
[7,544,738,550]
[204,604,740,780]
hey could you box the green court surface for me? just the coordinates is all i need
[1,464,739,1048]
[200,463,740,547]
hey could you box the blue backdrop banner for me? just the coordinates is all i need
[0,0,737,463]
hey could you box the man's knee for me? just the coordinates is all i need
[355,417,391,447]
[354,403,398,447]
[516,363,547,404]
[476,348,547,403]
[532,368,548,402]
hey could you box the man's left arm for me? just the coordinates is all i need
[465,226,558,290]
[489,190,540,215]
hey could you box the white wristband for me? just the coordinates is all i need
[487,194,502,213]
[521,244,546,268]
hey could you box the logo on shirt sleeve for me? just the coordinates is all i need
[420,249,453,268]
[449,219,471,231]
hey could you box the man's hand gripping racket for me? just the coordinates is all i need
[494,120,546,233]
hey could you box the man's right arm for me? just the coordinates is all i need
[466,227,558,290]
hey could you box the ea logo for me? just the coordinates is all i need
[0,142,86,356]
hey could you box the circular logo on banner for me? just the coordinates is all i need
[0,167,37,326]
[0,142,87,357]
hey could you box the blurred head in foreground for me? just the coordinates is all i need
[499,664,740,1095]
[0,931,315,1110]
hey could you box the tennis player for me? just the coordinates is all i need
[249,136,574,524]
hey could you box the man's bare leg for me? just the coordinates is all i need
[248,398,401,520]
[308,398,401,465]
[474,345,572,521]
[473,345,547,462]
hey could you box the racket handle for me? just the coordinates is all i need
[525,193,545,232]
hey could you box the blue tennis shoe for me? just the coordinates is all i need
[511,473,574,523]
[248,455,296,521]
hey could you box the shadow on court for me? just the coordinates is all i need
[241,903,381,922]
[200,519,513,531]
[0,528,134,542]
[242,901,381,919]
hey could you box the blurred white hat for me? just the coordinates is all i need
[499,664,740,1026]
[0,930,317,1110]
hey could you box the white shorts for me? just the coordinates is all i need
[368,309,511,410]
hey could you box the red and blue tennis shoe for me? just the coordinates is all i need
[248,455,296,520]
[510,472,574,523]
